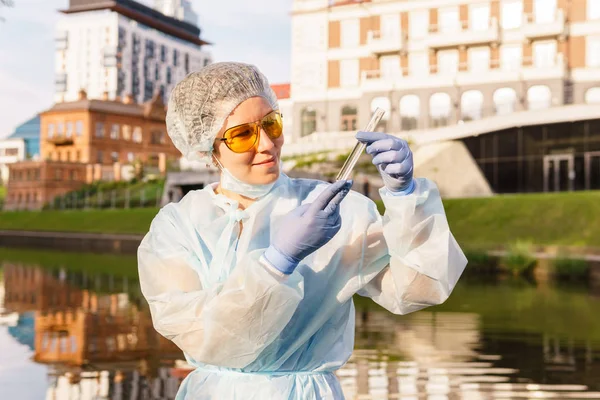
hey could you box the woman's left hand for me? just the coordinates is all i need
[356,131,415,194]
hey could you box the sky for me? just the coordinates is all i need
[0,0,293,138]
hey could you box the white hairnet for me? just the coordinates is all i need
[166,62,279,162]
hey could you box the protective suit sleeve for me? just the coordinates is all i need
[137,209,305,368]
[357,178,467,315]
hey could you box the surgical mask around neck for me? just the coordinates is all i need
[213,156,277,199]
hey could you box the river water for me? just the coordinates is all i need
[0,248,599,399]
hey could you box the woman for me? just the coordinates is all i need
[138,62,467,399]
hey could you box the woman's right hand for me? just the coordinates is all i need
[263,180,353,274]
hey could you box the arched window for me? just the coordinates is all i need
[493,87,518,115]
[399,95,420,131]
[370,97,391,131]
[300,108,317,137]
[340,105,358,131]
[585,87,600,104]
[527,85,552,110]
[461,90,484,121]
[429,92,452,127]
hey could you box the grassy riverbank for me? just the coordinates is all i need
[1,190,600,250]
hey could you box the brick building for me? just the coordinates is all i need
[4,90,179,210]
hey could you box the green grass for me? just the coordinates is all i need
[500,240,537,276]
[0,185,5,201]
[0,208,157,234]
[3,190,600,251]
[378,190,600,250]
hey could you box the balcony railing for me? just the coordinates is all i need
[428,17,500,49]
[366,30,405,55]
[522,9,566,39]
[47,135,74,146]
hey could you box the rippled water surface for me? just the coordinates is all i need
[0,248,599,399]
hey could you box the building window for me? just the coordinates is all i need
[494,87,518,115]
[97,150,103,164]
[380,55,401,80]
[501,0,523,30]
[161,45,167,62]
[429,92,452,127]
[66,151,71,162]
[340,106,358,131]
[66,122,73,138]
[300,108,317,137]
[500,44,522,71]
[55,169,62,181]
[76,121,83,136]
[470,4,491,31]
[110,124,120,140]
[586,36,600,67]
[185,53,190,73]
[95,122,105,138]
[340,19,359,47]
[461,90,484,121]
[70,170,78,181]
[173,49,179,66]
[35,169,40,180]
[111,151,119,163]
[57,122,64,136]
[533,41,557,68]
[133,127,142,143]
[408,52,429,76]
[437,50,459,74]
[590,0,600,20]
[155,65,160,81]
[167,67,172,84]
[122,125,132,140]
[399,95,420,131]
[380,14,401,40]
[439,6,461,33]
[534,0,556,24]
[409,10,429,39]
[151,130,166,145]
[340,59,359,87]
[370,97,391,131]
[469,47,491,72]
[48,123,55,139]
[127,152,135,163]
[585,87,600,104]
[527,85,552,110]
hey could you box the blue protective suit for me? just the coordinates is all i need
[137,174,467,399]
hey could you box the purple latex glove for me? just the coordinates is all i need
[264,180,353,274]
[356,131,415,194]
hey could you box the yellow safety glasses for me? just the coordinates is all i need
[217,110,283,153]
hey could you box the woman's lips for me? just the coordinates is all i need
[254,157,276,166]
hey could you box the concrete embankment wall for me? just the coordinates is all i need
[0,230,143,255]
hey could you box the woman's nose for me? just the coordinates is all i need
[256,128,275,152]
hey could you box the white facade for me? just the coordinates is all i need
[55,10,211,104]
[154,0,198,26]
[0,138,26,184]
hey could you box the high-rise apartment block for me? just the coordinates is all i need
[54,0,212,104]
[290,0,600,137]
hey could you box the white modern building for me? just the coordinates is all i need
[54,0,212,104]
[0,115,40,184]
[153,0,198,26]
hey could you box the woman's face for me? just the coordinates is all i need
[213,96,284,185]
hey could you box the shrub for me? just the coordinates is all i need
[552,256,589,281]
[500,241,537,276]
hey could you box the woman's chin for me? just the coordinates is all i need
[247,168,280,185]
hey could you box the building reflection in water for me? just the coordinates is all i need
[1,260,600,400]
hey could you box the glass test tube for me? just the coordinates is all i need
[336,107,386,181]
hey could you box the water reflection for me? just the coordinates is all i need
[1,253,599,399]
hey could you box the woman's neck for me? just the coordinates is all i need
[215,184,256,210]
